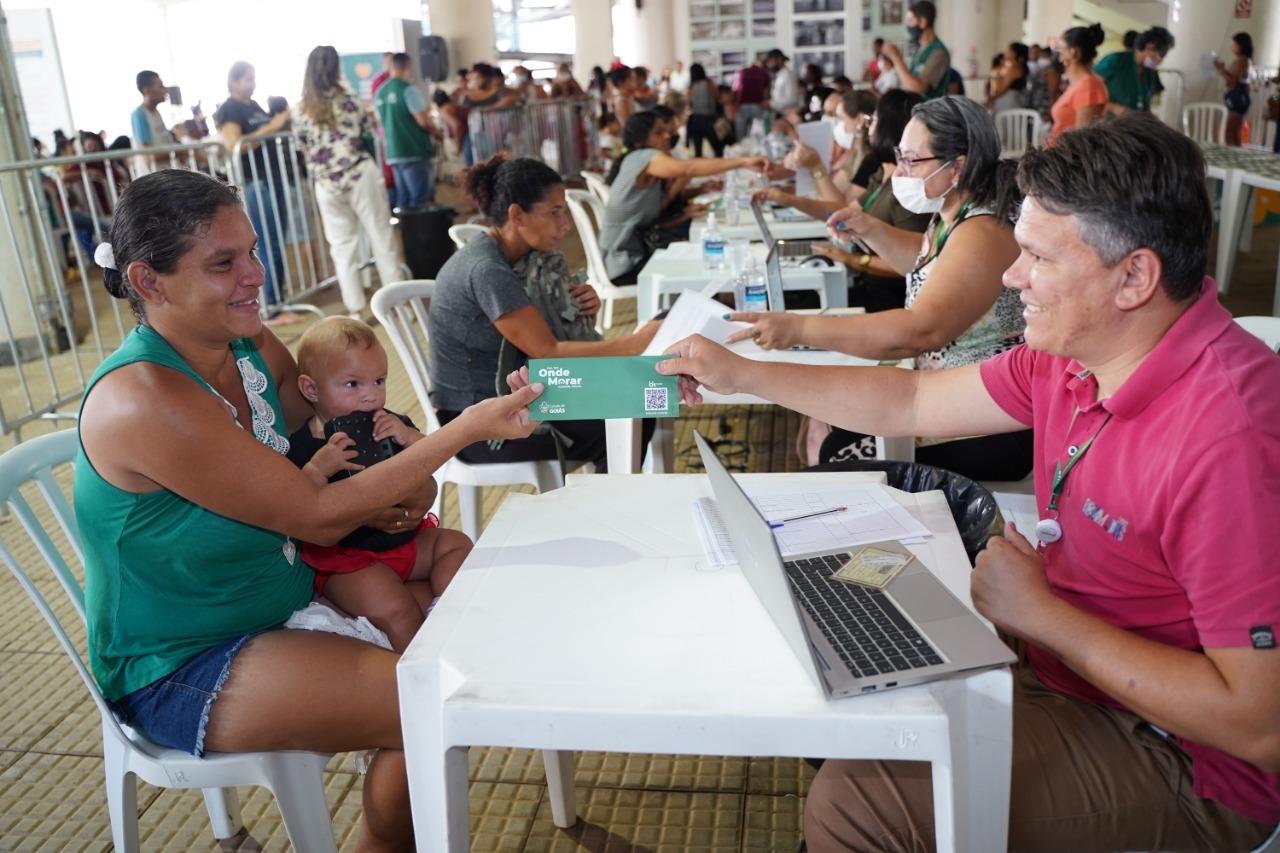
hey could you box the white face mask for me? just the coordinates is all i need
[891,161,953,214]
[833,121,856,149]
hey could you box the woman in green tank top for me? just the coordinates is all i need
[76,169,542,849]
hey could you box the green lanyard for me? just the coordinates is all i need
[1047,412,1113,512]
[862,181,885,212]
[918,198,973,268]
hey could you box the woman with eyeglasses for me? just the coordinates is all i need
[726,96,1032,481]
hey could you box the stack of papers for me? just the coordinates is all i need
[693,482,932,567]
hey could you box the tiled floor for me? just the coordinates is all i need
[1,179,1277,851]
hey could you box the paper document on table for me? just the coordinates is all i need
[693,483,932,565]
[795,120,834,199]
[993,491,1041,550]
[643,291,749,355]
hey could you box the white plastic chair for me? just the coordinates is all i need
[580,169,611,205]
[564,188,637,330]
[370,281,565,539]
[0,430,338,853]
[1182,103,1228,145]
[447,223,486,251]
[1235,315,1280,352]
[994,109,1043,159]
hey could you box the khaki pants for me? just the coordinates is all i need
[803,644,1273,852]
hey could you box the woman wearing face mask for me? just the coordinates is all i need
[549,63,584,98]
[1048,24,1108,143]
[599,110,769,284]
[755,89,931,313]
[726,96,1031,480]
[1095,26,1175,114]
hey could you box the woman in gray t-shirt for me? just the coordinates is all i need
[429,156,658,471]
[598,111,770,282]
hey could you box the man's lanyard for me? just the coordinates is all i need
[1037,410,1113,545]
[1048,412,1113,511]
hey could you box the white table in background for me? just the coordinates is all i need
[689,207,830,243]
[636,241,847,321]
[604,337,916,474]
[1201,144,1280,312]
[397,473,1014,853]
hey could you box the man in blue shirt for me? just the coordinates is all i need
[130,70,170,171]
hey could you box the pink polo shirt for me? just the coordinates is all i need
[980,278,1280,825]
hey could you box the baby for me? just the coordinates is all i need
[286,316,471,652]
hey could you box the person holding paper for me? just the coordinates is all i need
[599,111,771,283]
[729,96,1032,481]
[755,90,931,314]
[429,154,661,472]
[658,113,1280,852]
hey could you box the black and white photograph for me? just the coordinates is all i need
[752,0,777,13]
[753,16,777,37]
[794,0,845,13]
[691,21,718,40]
[719,1,745,16]
[794,18,844,47]
[720,18,746,38]
[691,0,716,19]
[795,49,846,77]
[880,0,903,25]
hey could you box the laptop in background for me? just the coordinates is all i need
[695,431,1015,698]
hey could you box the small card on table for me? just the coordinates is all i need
[528,356,679,421]
[831,541,916,589]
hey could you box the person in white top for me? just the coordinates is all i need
[765,49,800,117]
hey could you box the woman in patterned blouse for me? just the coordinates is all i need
[292,45,404,319]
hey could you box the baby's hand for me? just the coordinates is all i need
[373,409,422,447]
[308,432,361,479]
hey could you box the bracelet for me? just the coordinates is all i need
[858,253,872,274]
[810,168,828,181]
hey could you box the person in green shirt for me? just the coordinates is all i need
[76,168,541,849]
[374,52,443,209]
[879,1,951,101]
[1094,26,1175,114]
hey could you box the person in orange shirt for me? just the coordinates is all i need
[1049,24,1109,143]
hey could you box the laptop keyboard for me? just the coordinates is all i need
[784,554,945,678]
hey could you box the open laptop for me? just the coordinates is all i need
[695,431,1015,698]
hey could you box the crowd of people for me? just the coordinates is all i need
[42,5,1280,852]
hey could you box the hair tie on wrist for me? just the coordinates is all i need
[94,242,116,271]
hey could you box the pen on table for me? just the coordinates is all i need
[769,507,847,529]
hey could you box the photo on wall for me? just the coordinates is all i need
[795,18,845,47]
[795,50,845,77]
[794,0,845,11]
[880,0,903,25]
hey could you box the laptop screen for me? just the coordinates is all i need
[764,242,786,312]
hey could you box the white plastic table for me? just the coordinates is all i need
[689,207,830,243]
[1202,144,1280,306]
[397,473,1013,853]
[636,241,847,321]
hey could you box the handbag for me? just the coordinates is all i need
[641,224,681,253]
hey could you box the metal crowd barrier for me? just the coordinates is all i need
[0,130,375,439]
[468,95,599,178]
[0,141,227,439]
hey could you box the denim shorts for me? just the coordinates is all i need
[111,633,257,757]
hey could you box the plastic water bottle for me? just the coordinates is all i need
[702,212,726,270]
[724,192,741,227]
[734,259,769,312]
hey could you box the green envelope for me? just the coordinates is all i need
[528,356,680,421]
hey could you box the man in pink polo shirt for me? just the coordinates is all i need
[657,113,1280,851]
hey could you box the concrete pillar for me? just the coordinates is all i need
[1162,0,1239,124]
[617,0,677,73]
[935,0,1002,86]
[425,0,498,69]
[1024,0,1074,50]
[573,0,614,81]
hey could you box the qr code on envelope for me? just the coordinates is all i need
[644,387,668,412]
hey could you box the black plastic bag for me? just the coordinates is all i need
[804,460,997,566]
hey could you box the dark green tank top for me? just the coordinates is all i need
[75,326,312,701]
